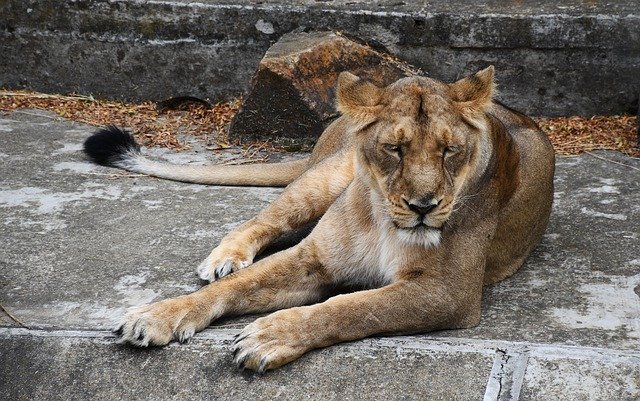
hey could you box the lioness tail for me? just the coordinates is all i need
[83,126,308,186]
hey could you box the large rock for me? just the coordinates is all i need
[228,31,421,145]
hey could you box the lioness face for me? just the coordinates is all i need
[336,68,495,245]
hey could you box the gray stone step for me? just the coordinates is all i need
[2,327,639,401]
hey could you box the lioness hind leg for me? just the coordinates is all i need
[197,152,354,282]
[116,241,332,347]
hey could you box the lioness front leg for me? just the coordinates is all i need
[115,240,333,346]
[233,277,481,372]
[198,152,354,281]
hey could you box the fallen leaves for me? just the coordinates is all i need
[535,115,639,157]
[1,90,638,158]
[0,90,241,151]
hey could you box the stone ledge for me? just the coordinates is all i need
[1,0,639,116]
[2,327,639,400]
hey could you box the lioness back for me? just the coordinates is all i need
[483,102,555,284]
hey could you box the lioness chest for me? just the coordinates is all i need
[314,201,431,288]
[318,226,407,287]
[312,181,440,287]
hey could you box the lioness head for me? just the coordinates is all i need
[336,67,496,246]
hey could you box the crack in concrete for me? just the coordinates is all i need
[484,349,509,400]
[484,348,529,401]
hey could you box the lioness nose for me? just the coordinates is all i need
[405,195,439,216]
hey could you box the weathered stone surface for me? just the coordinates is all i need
[228,31,420,143]
[520,355,640,400]
[0,333,493,401]
[1,0,639,118]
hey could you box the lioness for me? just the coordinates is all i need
[84,66,554,372]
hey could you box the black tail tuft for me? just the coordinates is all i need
[83,125,140,167]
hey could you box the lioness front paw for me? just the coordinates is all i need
[196,248,252,282]
[113,297,205,347]
[232,309,311,373]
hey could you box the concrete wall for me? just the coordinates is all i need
[1,0,639,116]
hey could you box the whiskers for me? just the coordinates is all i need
[452,191,480,214]
[368,193,414,224]
[367,191,442,248]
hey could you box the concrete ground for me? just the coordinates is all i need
[0,109,639,400]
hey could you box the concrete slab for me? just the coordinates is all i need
[1,110,639,399]
[521,355,640,401]
[0,110,289,330]
[0,331,494,401]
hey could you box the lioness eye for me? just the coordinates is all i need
[444,146,460,158]
[383,144,402,158]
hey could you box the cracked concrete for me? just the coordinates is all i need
[485,349,529,401]
[0,110,639,400]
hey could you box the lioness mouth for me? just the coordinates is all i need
[396,224,443,248]
[411,223,441,231]
[391,219,440,231]
[391,220,441,231]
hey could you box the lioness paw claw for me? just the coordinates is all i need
[214,259,235,279]
[197,253,251,282]
[112,302,198,347]
[232,314,307,373]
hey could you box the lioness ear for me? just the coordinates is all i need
[336,72,383,121]
[449,66,495,111]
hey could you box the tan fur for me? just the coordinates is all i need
[123,156,309,187]
[114,67,555,372]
